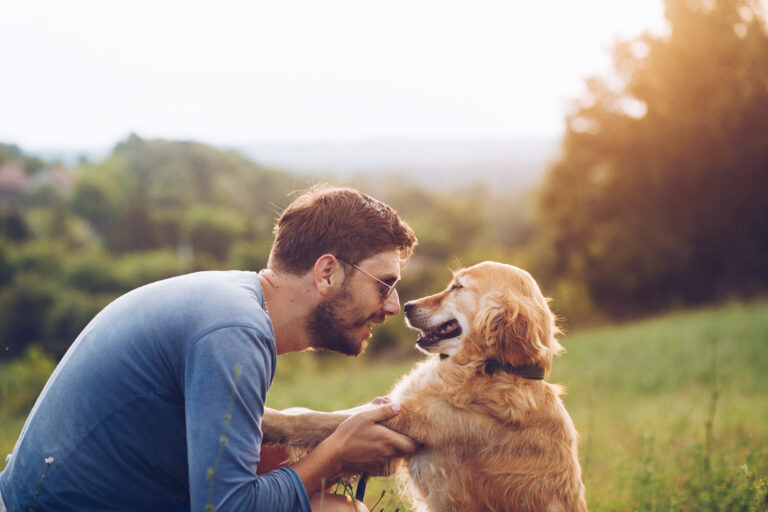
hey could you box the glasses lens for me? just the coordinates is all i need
[384,280,398,299]
[344,260,398,301]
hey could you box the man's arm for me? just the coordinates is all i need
[184,326,312,512]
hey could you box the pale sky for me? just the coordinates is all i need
[1,0,668,150]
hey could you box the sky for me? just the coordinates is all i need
[1,0,668,150]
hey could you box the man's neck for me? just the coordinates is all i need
[258,268,317,354]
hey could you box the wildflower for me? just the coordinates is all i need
[30,457,54,512]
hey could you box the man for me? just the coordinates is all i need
[0,185,420,512]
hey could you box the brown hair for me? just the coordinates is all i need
[268,184,417,274]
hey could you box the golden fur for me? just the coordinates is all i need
[263,261,588,511]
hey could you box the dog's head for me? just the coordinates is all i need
[404,261,563,374]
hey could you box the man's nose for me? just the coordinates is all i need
[382,289,401,315]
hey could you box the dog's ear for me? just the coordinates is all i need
[476,292,563,369]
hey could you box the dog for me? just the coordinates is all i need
[263,261,588,511]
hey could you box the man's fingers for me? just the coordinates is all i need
[333,402,419,474]
[386,430,420,455]
[353,403,419,454]
[369,396,391,406]
[355,402,401,423]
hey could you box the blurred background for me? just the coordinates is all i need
[1,0,767,508]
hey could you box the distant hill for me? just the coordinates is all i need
[24,137,562,195]
[236,137,561,194]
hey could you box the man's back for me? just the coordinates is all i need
[0,271,310,512]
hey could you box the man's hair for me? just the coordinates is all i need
[268,184,417,274]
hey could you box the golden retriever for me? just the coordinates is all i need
[263,261,587,511]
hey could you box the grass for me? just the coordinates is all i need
[2,299,767,510]
[553,299,768,510]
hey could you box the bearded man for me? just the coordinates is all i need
[0,185,419,512]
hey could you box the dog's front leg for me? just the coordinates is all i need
[261,407,350,447]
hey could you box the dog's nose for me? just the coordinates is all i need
[403,302,415,316]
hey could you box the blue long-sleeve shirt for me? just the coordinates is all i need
[0,271,311,512]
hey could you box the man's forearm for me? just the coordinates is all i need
[262,407,349,445]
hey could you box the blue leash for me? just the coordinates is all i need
[355,472,370,501]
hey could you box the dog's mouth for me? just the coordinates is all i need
[416,319,462,347]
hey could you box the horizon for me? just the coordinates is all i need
[12,136,561,192]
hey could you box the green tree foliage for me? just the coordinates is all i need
[0,208,30,242]
[0,275,57,355]
[227,240,272,273]
[113,134,296,238]
[71,156,138,248]
[42,291,110,357]
[0,142,44,174]
[0,239,12,287]
[183,205,246,262]
[0,346,57,416]
[535,0,768,317]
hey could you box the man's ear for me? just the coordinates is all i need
[312,254,344,296]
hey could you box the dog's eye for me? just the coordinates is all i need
[450,282,463,291]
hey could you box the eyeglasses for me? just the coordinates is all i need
[341,260,399,301]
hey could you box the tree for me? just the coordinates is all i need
[0,275,56,359]
[535,0,768,317]
[182,204,246,262]
[0,142,44,173]
[71,157,137,247]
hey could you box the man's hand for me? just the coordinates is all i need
[323,402,420,474]
[290,402,420,494]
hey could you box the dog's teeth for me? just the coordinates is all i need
[436,321,456,334]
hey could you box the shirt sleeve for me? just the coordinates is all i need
[183,324,311,512]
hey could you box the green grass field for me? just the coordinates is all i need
[2,299,767,510]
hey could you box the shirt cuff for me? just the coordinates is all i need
[281,467,312,512]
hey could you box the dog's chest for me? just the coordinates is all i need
[406,451,446,502]
[404,451,465,512]
[407,451,443,481]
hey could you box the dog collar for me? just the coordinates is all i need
[483,360,546,380]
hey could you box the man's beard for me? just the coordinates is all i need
[307,288,372,356]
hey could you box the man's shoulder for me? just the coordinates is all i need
[97,270,271,347]
[151,270,259,291]
[160,270,269,325]
[135,270,263,309]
